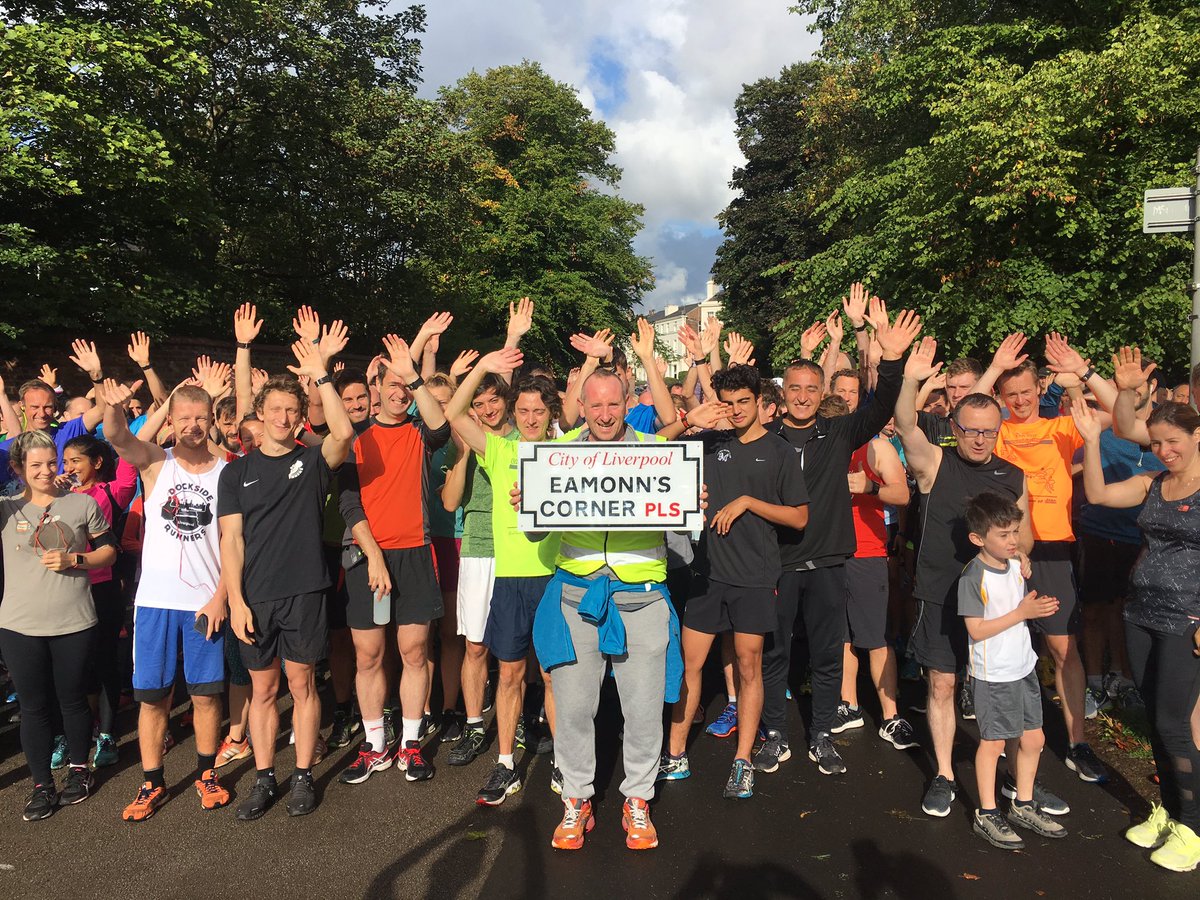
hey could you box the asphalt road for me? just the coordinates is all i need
[0,671,1194,900]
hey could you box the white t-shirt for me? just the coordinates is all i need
[957,557,1038,683]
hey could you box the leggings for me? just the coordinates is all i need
[0,627,96,785]
[89,580,125,735]
[1125,621,1200,831]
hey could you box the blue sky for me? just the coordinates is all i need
[406,1,820,310]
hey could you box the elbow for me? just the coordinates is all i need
[793,508,810,531]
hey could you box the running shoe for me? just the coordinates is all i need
[723,758,754,799]
[1066,743,1109,783]
[23,784,58,822]
[440,710,464,744]
[957,678,976,720]
[397,740,434,782]
[93,733,119,768]
[59,766,93,806]
[621,797,658,850]
[1007,801,1067,839]
[50,734,68,771]
[655,752,691,782]
[477,764,522,806]
[286,771,317,817]
[831,702,865,733]
[482,679,496,715]
[705,701,738,738]
[1126,803,1172,849]
[163,730,175,754]
[215,735,252,769]
[1000,776,1069,815]
[808,732,846,776]
[550,764,564,796]
[973,808,1024,850]
[1102,671,1132,699]
[235,779,278,821]
[338,741,395,784]
[383,708,398,748]
[752,730,791,773]
[327,709,362,749]
[448,725,489,766]
[921,775,956,817]
[692,705,705,725]
[516,719,554,755]
[551,798,594,850]
[1118,685,1145,710]
[195,768,231,810]
[122,782,167,822]
[1084,686,1110,719]
[419,712,439,742]
[1149,821,1200,873]
[878,716,918,750]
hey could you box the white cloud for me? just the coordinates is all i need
[407,1,821,308]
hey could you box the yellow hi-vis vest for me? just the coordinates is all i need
[555,427,669,584]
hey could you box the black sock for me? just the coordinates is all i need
[978,807,999,816]
[256,767,276,784]
[1012,798,1035,809]
[294,766,312,780]
[144,767,165,790]
[336,700,353,716]
[197,752,216,775]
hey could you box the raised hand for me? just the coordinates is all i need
[292,305,320,343]
[842,282,868,329]
[677,323,702,360]
[990,332,1029,372]
[39,364,58,389]
[69,339,102,380]
[96,378,134,407]
[250,367,269,395]
[686,399,733,430]
[905,336,942,382]
[127,331,152,368]
[825,310,844,348]
[1070,397,1103,443]
[333,361,345,374]
[630,317,655,361]
[1044,332,1087,375]
[800,321,828,356]
[417,311,454,339]
[1111,345,1155,392]
[318,319,349,366]
[569,328,614,360]
[366,354,385,385]
[655,354,668,377]
[699,317,723,357]
[479,348,524,375]
[724,332,756,368]
[507,296,534,340]
[382,334,418,382]
[451,349,479,379]
[287,338,328,380]
[876,309,922,360]
[234,302,263,344]
[865,294,889,333]
[192,356,232,399]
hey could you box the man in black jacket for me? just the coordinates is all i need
[754,306,922,776]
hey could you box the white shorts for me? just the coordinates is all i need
[457,556,496,643]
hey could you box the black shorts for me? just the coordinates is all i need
[684,578,777,635]
[910,598,966,674]
[1077,534,1141,605]
[484,575,550,662]
[1027,541,1081,636]
[845,557,888,649]
[323,545,350,631]
[240,592,329,670]
[345,545,443,630]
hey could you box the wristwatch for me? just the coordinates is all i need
[406,375,425,391]
[71,553,84,569]
[867,481,879,496]
[854,323,868,333]
[314,374,332,388]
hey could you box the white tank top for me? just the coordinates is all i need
[135,449,226,611]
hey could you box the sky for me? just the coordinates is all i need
[405,1,821,311]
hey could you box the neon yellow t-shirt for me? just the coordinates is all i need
[477,433,561,577]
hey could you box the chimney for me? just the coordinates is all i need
[706,279,718,300]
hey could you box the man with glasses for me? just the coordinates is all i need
[894,338,1035,818]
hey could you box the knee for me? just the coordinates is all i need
[355,645,384,673]
[928,673,955,704]
[465,641,488,664]
[286,669,316,700]
[735,653,763,684]
[191,694,221,713]
[399,644,428,671]
[252,682,279,705]
[498,663,525,689]
[1021,729,1045,754]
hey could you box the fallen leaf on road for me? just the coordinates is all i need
[886,808,915,822]
[960,873,981,881]
[466,830,488,840]
[799,809,815,819]
[812,854,831,860]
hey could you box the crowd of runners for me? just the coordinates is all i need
[0,290,1198,874]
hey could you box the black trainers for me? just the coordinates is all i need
[338,741,395,784]
[477,763,522,806]
[482,678,496,714]
[286,771,317,816]
[235,779,279,821]
[973,808,1024,850]
[808,732,846,776]
[327,709,362,749]
[23,783,58,821]
[440,710,464,744]
[958,677,976,720]
[59,765,94,806]
[752,729,791,773]
[448,726,489,766]
[550,764,564,795]
[831,702,865,733]
[398,740,434,782]
[921,775,956,817]
[879,716,918,750]
[516,718,553,755]
[1001,776,1070,815]
[1066,743,1109,783]
[419,712,439,742]
[383,708,399,748]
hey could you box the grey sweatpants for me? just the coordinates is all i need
[552,593,670,802]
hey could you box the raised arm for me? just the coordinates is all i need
[446,348,524,456]
[972,332,1029,397]
[561,328,612,430]
[286,339,353,469]
[1110,346,1154,446]
[843,283,873,379]
[1045,332,1118,413]
[895,337,943,485]
[408,311,453,364]
[98,379,166,471]
[821,310,843,386]
[233,302,263,420]
[1072,400,1155,508]
[0,375,21,437]
[382,332,445,432]
[630,317,678,429]
[69,339,108,431]
[126,331,169,408]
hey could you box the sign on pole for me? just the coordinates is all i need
[1143,187,1195,234]
[517,441,704,532]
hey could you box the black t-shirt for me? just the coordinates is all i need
[217,444,335,603]
[698,429,808,588]
[914,449,1024,606]
[917,411,956,448]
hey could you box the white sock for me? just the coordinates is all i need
[401,717,421,745]
[728,695,737,704]
[364,718,385,753]
[467,716,484,727]
[498,753,514,770]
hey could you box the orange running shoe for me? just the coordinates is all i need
[122,782,167,822]
[551,798,595,850]
[622,797,658,850]
[215,735,252,769]
[195,768,231,810]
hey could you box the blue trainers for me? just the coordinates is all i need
[50,734,68,771]
[93,733,119,768]
[705,702,738,738]
[656,752,691,782]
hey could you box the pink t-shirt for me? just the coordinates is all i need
[75,457,137,584]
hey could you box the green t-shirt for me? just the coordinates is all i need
[460,428,517,558]
[478,433,560,577]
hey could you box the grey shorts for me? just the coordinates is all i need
[1027,542,1080,636]
[973,670,1043,741]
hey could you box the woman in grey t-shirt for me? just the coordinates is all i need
[0,431,116,821]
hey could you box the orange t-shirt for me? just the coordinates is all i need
[994,416,1083,542]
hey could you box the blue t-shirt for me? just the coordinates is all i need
[1076,428,1165,545]
[625,403,658,433]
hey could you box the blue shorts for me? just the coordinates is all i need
[132,607,225,702]
[484,576,551,662]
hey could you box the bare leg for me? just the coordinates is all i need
[927,669,957,780]
[668,627,716,756]
[439,599,464,712]
[328,627,355,706]
[1014,728,1046,803]
[495,658,527,756]
[137,698,172,771]
[396,623,431,724]
[869,645,899,720]
[842,644,859,708]
[461,640,488,719]
[191,694,223,757]
[733,632,764,762]
[248,663,282,770]
[226,682,251,743]
[285,662,320,768]
[351,627,387,721]
[1046,633,1086,744]
[975,738,1005,809]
